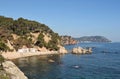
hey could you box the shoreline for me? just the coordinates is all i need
[1,48,67,79]
[1,51,67,60]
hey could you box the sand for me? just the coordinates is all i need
[1,51,63,60]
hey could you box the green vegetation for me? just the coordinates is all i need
[0,55,4,70]
[35,33,46,48]
[35,33,60,51]
[47,33,60,51]
[46,40,59,51]
[13,36,33,50]
[0,75,10,79]
[0,16,61,51]
[0,41,9,52]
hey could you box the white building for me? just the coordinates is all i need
[29,48,37,53]
[17,48,38,53]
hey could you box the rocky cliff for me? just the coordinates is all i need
[0,16,66,53]
[61,36,78,45]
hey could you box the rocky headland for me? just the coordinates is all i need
[61,35,78,45]
[0,16,68,60]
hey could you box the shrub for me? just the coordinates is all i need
[0,55,5,69]
[0,41,9,52]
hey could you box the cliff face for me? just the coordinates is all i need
[75,36,111,43]
[61,36,78,45]
[0,16,63,52]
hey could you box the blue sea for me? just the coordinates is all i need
[13,43,120,79]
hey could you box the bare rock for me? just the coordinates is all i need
[58,46,68,54]
[2,61,28,79]
[72,47,92,54]
[48,59,55,63]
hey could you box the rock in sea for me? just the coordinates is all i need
[72,47,92,54]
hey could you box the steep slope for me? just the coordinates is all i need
[0,16,62,52]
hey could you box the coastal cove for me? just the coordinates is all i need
[0,1,120,79]
[12,43,120,79]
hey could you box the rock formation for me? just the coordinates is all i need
[2,61,28,79]
[0,16,67,54]
[72,47,92,54]
[61,35,78,45]
[58,46,68,54]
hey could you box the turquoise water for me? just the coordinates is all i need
[13,43,120,79]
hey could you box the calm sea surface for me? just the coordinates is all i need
[12,43,120,79]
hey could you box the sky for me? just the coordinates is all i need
[0,0,120,42]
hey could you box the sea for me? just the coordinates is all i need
[12,43,120,79]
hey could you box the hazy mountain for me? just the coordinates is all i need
[75,36,111,43]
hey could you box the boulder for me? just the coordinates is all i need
[2,61,28,79]
[58,46,68,54]
[48,59,55,63]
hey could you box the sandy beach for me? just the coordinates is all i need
[1,51,66,60]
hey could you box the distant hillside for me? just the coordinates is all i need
[75,36,111,43]
[0,16,62,52]
[61,35,78,45]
